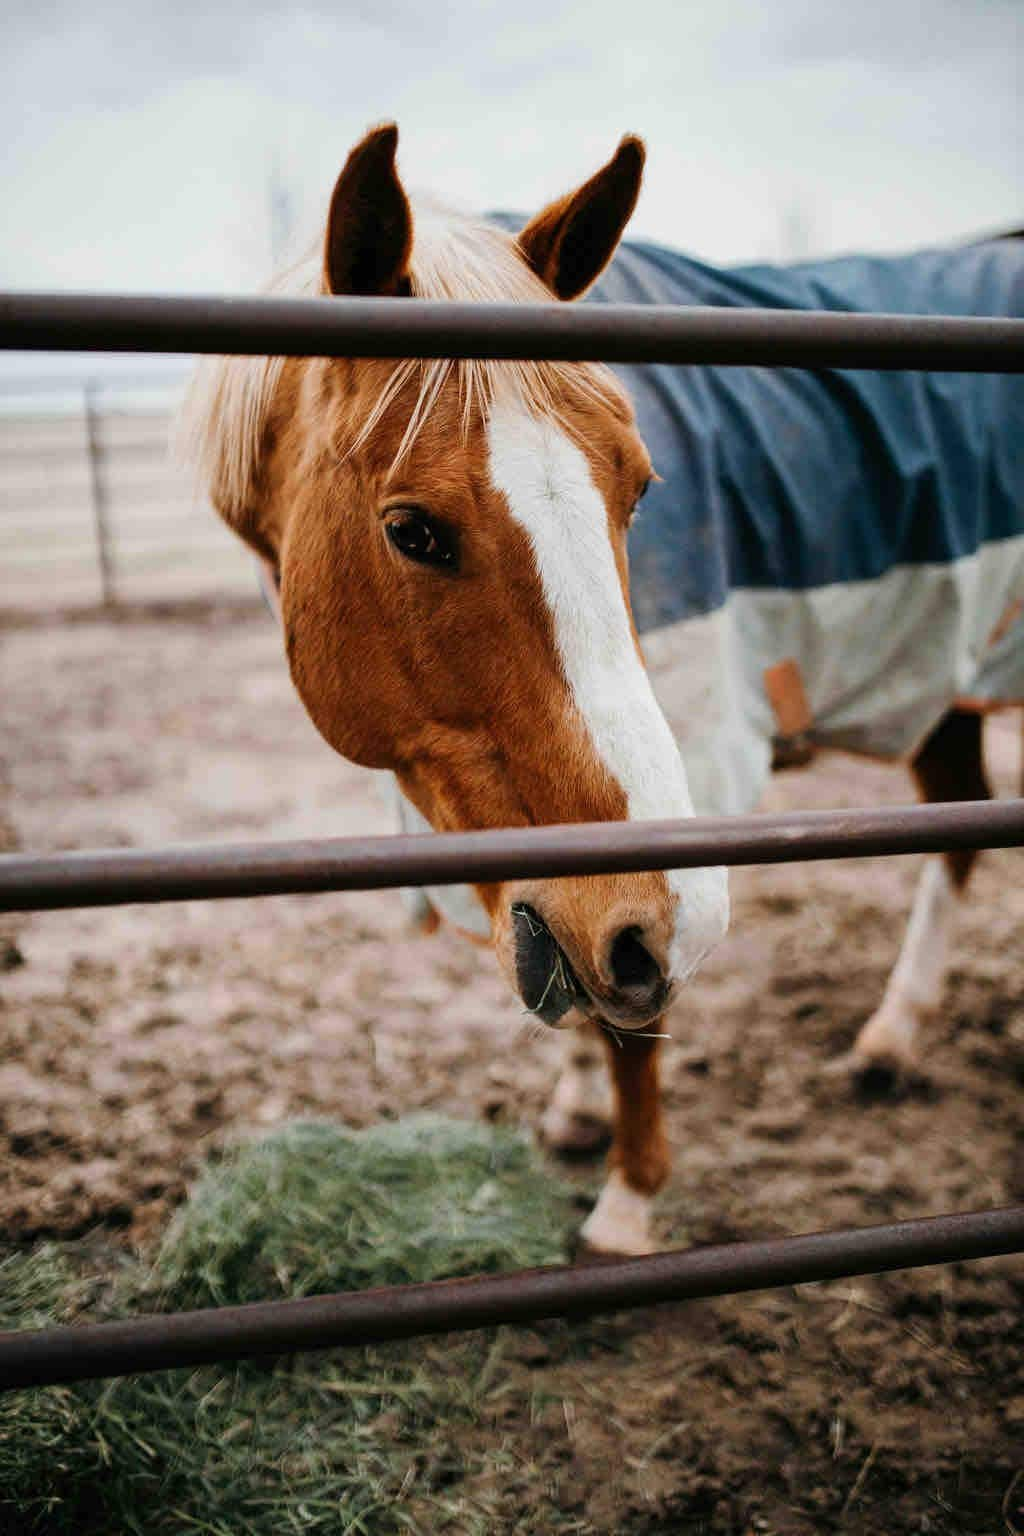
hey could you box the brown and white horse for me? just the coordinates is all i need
[186,123,732,1252]
[185,124,1008,1255]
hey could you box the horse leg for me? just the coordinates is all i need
[852,709,989,1078]
[401,886,441,935]
[541,1021,614,1153]
[580,1032,668,1255]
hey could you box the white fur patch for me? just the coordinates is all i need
[889,856,958,1012]
[581,1168,655,1255]
[855,856,958,1063]
[486,402,729,982]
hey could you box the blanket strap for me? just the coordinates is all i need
[764,658,815,770]
[987,596,1024,649]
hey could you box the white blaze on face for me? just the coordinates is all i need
[487,400,729,982]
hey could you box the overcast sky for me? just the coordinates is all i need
[1,0,1020,301]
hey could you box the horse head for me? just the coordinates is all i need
[187,123,729,1035]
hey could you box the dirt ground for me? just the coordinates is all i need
[2,604,1023,1533]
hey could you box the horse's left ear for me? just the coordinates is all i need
[324,122,413,296]
[518,135,645,300]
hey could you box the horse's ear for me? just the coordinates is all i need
[324,122,413,296]
[518,135,645,300]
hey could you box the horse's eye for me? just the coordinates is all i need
[386,510,458,570]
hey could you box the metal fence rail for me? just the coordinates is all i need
[3,292,1024,371]
[3,1205,1022,1392]
[3,799,1024,913]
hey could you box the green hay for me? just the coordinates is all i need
[0,1116,578,1536]
[153,1113,572,1306]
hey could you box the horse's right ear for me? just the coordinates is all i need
[324,123,413,297]
[518,135,645,300]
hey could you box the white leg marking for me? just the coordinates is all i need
[581,1168,655,1256]
[486,402,729,981]
[541,1025,613,1150]
[854,858,958,1066]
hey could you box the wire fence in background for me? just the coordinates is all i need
[0,373,254,611]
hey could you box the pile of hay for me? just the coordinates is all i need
[0,1115,577,1535]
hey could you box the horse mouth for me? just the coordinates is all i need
[511,904,586,1026]
[511,903,671,1032]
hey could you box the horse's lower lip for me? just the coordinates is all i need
[533,991,667,1033]
[594,1009,665,1032]
[579,986,673,1032]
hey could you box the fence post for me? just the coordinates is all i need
[84,380,116,607]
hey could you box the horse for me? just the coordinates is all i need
[185,123,1024,1256]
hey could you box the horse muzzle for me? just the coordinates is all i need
[511,902,671,1031]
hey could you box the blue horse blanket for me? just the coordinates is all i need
[506,229,1024,814]
[589,239,1023,624]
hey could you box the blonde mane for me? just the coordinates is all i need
[181,195,626,517]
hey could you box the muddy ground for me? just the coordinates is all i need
[2,605,1023,1533]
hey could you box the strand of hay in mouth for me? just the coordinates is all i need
[529,948,573,1019]
[510,903,579,1021]
[0,1114,577,1535]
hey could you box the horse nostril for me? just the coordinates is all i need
[608,926,663,996]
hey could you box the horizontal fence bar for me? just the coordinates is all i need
[2,799,1022,914]
[2,1204,1021,1391]
[3,293,1023,372]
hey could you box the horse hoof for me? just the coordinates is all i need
[836,1048,928,1100]
[851,1053,904,1099]
[577,1171,657,1255]
[540,1111,612,1158]
[570,1229,659,1262]
[569,1233,626,1264]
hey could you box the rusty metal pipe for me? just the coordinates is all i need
[2,292,1023,372]
[1,800,1022,914]
[1,1204,1021,1391]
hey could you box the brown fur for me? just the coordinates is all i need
[602,1033,670,1196]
